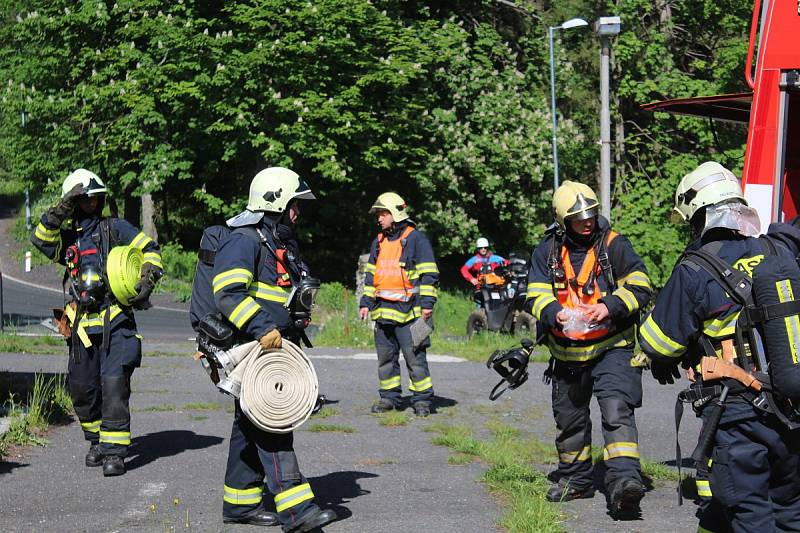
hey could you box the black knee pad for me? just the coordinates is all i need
[69,379,94,418]
[598,397,633,428]
[275,450,301,483]
[101,374,131,423]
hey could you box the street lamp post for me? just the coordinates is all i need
[548,18,589,190]
[595,16,621,221]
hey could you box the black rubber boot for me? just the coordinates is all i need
[608,478,645,516]
[223,509,279,527]
[412,402,431,417]
[370,399,396,413]
[102,455,126,477]
[546,479,595,502]
[85,443,104,467]
[285,509,337,533]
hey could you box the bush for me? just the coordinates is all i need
[160,242,196,284]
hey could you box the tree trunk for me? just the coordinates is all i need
[141,193,158,241]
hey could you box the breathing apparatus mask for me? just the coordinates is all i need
[287,276,321,330]
[76,265,106,308]
[486,338,534,400]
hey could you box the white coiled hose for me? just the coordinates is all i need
[221,339,319,434]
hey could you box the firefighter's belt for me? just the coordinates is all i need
[700,356,761,391]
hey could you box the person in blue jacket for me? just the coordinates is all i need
[31,169,162,477]
[639,162,800,532]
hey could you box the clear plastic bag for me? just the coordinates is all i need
[560,307,609,339]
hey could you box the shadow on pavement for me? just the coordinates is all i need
[307,469,379,526]
[125,430,224,471]
[0,460,30,475]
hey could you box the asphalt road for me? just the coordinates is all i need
[0,275,705,532]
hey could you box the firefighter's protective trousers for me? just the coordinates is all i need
[550,347,642,490]
[708,405,800,533]
[375,320,434,405]
[68,320,141,457]
[223,402,320,528]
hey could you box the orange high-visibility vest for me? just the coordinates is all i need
[552,231,618,341]
[275,249,292,287]
[373,226,418,302]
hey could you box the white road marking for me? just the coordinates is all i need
[308,353,466,363]
[124,481,168,518]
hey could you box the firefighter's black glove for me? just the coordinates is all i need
[650,359,682,385]
[128,263,162,309]
[46,184,86,227]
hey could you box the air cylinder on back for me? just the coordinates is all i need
[752,255,800,400]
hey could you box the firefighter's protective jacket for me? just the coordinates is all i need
[31,212,162,336]
[526,217,652,362]
[212,219,292,340]
[639,223,800,367]
[360,221,439,324]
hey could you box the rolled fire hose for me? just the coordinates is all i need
[218,339,319,434]
[106,245,144,306]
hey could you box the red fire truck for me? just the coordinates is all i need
[643,0,800,230]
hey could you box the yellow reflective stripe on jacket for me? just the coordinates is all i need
[559,445,592,463]
[639,315,685,358]
[34,223,60,242]
[369,306,421,324]
[696,479,712,498]
[130,231,154,249]
[548,326,636,362]
[380,375,401,390]
[532,295,558,320]
[274,483,314,513]
[416,262,439,274]
[776,280,800,364]
[228,297,261,328]
[78,305,124,329]
[81,420,101,433]
[364,263,376,274]
[526,282,552,297]
[613,286,639,313]
[213,268,253,293]
[99,430,131,446]
[363,286,376,297]
[620,270,651,289]
[224,485,263,505]
[603,441,640,460]
[419,285,438,298]
[703,311,739,339]
[248,282,291,304]
[143,251,163,269]
[408,376,432,392]
[406,268,420,281]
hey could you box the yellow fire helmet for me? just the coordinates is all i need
[246,167,316,213]
[672,162,746,223]
[61,168,107,198]
[552,181,599,228]
[106,245,144,307]
[369,192,409,222]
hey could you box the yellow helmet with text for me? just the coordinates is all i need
[369,192,409,222]
[553,181,599,228]
[672,162,746,223]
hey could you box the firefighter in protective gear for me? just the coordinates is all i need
[30,169,162,477]
[639,162,800,532]
[212,167,337,531]
[359,192,440,417]
[526,181,653,514]
[460,237,509,287]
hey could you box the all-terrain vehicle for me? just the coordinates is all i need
[466,254,535,338]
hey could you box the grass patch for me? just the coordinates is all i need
[311,407,339,419]
[135,404,176,412]
[641,459,680,481]
[0,373,72,458]
[429,421,565,533]
[182,402,223,411]
[306,423,355,433]
[375,410,410,427]
[0,333,65,354]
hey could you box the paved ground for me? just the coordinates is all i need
[0,340,703,533]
